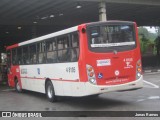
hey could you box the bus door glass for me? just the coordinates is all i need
[7,50,11,73]
[7,50,13,85]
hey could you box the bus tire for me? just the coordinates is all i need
[46,81,57,102]
[15,79,22,93]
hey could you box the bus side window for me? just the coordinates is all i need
[71,32,79,62]
[12,49,17,65]
[46,39,57,63]
[29,44,37,64]
[57,35,70,62]
[22,46,29,64]
[17,48,22,64]
[37,42,46,64]
[70,48,77,62]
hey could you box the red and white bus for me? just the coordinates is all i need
[6,21,143,102]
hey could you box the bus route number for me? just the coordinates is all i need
[66,67,76,73]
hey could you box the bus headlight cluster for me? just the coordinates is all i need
[86,64,96,85]
[136,60,142,79]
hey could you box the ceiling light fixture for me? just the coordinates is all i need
[41,16,48,20]
[33,21,37,24]
[76,2,82,9]
[50,15,54,18]
[18,27,22,30]
[59,13,64,16]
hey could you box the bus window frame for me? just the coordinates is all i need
[8,31,80,66]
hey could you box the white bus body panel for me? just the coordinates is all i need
[20,59,143,96]
[20,62,82,96]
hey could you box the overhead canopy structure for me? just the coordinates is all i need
[0,0,160,51]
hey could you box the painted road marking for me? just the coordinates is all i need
[143,80,159,88]
[145,71,160,75]
[137,96,160,102]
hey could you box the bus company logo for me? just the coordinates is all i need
[97,59,111,66]
[123,58,133,69]
[115,70,120,76]
[37,68,40,75]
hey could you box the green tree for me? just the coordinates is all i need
[138,27,149,39]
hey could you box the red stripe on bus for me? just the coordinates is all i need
[20,77,79,82]
[51,78,79,82]
[6,44,19,50]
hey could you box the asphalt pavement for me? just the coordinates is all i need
[0,72,160,120]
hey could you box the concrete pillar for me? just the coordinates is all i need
[158,27,160,36]
[99,1,107,21]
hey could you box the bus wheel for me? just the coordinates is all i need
[15,80,22,92]
[46,81,57,102]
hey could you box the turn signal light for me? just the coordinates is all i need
[136,60,142,79]
[137,62,141,67]
[137,68,142,73]
[86,64,96,85]
[88,67,93,72]
[89,72,94,77]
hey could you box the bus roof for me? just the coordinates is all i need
[86,20,135,26]
[6,20,135,50]
[6,25,78,50]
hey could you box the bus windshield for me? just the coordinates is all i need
[88,24,136,52]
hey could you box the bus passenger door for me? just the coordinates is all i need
[7,50,13,86]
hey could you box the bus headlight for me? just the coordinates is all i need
[86,64,97,85]
[136,60,142,79]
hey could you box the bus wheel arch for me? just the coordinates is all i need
[14,76,22,92]
[45,78,57,102]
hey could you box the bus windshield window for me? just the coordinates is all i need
[88,24,136,52]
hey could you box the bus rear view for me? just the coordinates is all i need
[6,21,143,102]
[79,21,143,95]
